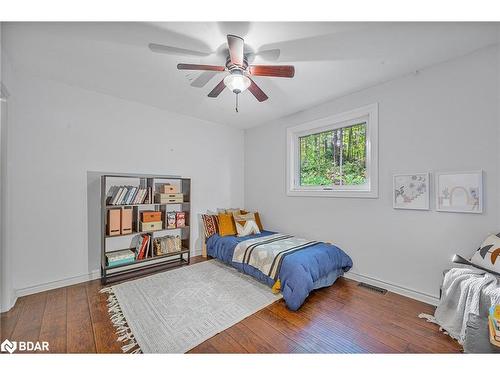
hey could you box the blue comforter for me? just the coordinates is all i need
[206,231,353,310]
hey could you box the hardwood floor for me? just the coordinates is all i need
[1,256,462,354]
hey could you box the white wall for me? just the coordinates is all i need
[3,69,244,300]
[245,46,500,303]
[0,22,15,312]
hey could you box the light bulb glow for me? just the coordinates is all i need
[224,72,251,94]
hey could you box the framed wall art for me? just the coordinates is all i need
[435,170,483,213]
[393,173,430,210]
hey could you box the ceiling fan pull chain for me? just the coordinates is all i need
[235,93,239,113]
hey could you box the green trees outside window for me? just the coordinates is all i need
[299,122,367,186]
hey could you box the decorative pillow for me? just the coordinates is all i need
[217,212,237,237]
[235,219,261,237]
[220,208,242,216]
[201,214,219,238]
[470,233,500,274]
[240,210,263,231]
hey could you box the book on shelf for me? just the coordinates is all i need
[134,188,142,204]
[121,187,131,205]
[136,234,151,260]
[107,185,152,205]
[176,212,186,227]
[108,186,121,205]
[117,186,129,204]
[126,187,135,204]
[124,186,135,205]
[106,249,135,267]
[106,186,118,205]
[166,212,177,229]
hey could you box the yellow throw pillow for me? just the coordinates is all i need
[217,213,237,237]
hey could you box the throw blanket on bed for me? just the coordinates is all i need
[232,233,319,280]
[419,267,500,344]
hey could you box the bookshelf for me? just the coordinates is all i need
[100,173,191,283]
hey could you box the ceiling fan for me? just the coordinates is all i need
[149,34,295,112]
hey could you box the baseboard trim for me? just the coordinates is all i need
[192,249,202,256]
[343,271,440,306]
[9,262,439,310]
[0,294,18,313]
[13,251,203,301]
[15,270,101,298]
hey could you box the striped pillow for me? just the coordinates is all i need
[234,219,261,237]
[240,210,264,231]
[233,212,261,237]
[202,214,219,238]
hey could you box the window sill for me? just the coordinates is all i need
[286,188,378,198]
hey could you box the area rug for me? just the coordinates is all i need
[101,260,282,353]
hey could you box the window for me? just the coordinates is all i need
[286,103,378,198]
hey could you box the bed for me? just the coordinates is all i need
[206,230,353,310]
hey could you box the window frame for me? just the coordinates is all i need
[286,103,378,198]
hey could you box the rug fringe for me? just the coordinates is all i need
[418,313,436,323]
[418,313,450,336]
[100,287,142,354]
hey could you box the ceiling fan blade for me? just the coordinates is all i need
[247,79,268,102]
[190,71,220,88]
[207,79,226,98]
[177,64,226,72]
[249,65,295,78]
[227,34,244,66]
[149,43,212,57]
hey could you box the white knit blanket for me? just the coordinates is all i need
[419,267,500,344]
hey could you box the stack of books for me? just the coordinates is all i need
[106,249,135,267]
[135,234,152,260]
[107,185,152,205]
[489,305,500,348]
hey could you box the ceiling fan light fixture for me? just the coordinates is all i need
[223,71,251,94]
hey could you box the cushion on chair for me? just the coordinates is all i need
[469,233,500,274]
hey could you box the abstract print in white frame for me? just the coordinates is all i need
[435,170,483,213]
[393,173,429,210]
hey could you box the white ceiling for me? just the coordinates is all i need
[3,22,499,128]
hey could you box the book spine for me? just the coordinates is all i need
[132,188,140,204]
[117,186,128,205]
[137,236,146,260]
[138,235,149,260]
[121,187,130,205]
[107,258,135,267]
[124,186,132,204]
[111,187,122,205]
[135,189,142,204]
[127,187,137,204]
[123,186,132,204]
